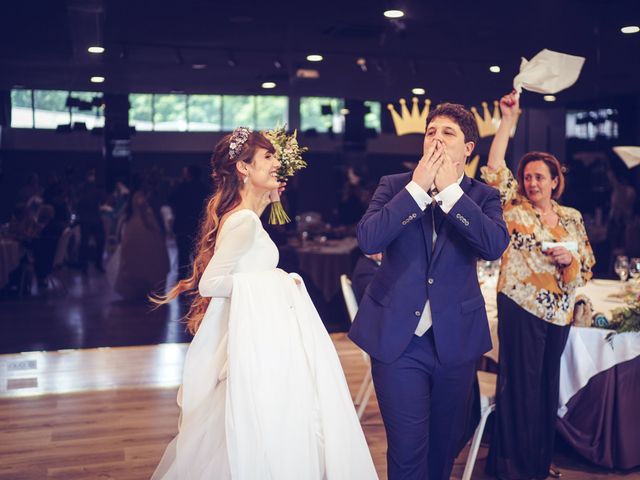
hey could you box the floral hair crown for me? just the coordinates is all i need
[229,127,252,160]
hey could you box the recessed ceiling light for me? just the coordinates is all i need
[192,64,207,70]
[412,87,426,95]
[489,65,501,73]
[384,9,404,18]
[262,81,276,89]
[340,108,350,115]
[88,46,105,54]
[621,25,640,34]
[543,95,556,102]
[90,76,105,83]
[306,54,323,62]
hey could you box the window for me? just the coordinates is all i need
[129,94,153,131]
[222,95,256,130]
[153,94,187,131]
[69,91,104,130]
[300,97,345,133]
[34,90,69,129]
[188,95,222,131]
[364,101,381,133]
[256,96,289,130]
[566,109,619,140]
[10,89,33,128]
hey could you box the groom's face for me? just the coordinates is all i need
[424,116,475,177]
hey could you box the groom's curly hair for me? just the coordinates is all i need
[426,103,479,147]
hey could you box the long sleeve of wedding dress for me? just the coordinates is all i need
[198,211,258,298]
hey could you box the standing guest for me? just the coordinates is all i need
[76,169,106,273]
[169,165,210,279]
[351,102,509,480]
[482,91,595,480]
[113,179,170,300]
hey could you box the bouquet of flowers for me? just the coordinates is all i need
[264,126,308,224]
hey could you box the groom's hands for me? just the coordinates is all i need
[412,139,445,193]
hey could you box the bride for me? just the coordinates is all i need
[151,127,377,479]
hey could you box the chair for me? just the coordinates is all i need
[340,274,375,420]
[461,369,497,480]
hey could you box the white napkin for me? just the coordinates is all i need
[513,49,585,94]
[613,146,640,169]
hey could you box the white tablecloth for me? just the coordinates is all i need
[480,275,640,417]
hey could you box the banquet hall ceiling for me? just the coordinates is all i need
[0,0,638,106]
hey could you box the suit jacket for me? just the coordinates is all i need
[349,172,509,365]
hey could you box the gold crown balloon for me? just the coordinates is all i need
[387,97,431,136]
[388,96,520,138]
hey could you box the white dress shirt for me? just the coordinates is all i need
[404,175,464,336]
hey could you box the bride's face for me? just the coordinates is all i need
[246,147,281,191]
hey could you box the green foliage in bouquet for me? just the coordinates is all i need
[264,126,309,224]
[605,299,640,344]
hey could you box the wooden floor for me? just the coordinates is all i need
[1,335,638,480]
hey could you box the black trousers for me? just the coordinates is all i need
[79,221,105,270]
[487,293,570,480]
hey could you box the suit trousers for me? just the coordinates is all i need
[371,329,477,480]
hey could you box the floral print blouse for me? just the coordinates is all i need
[481,165,595,326]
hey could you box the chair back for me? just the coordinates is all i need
[340,274,358,322]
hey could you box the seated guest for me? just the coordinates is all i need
[482,91,595,480]
[351,252,382,303]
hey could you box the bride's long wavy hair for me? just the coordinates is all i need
[151,131,275,334]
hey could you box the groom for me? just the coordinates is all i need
[350,103,509,479]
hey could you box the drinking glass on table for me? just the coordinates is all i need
[614,255,629,282]
[629,257,640,282]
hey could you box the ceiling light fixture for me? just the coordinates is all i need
[340,108,350,115]
[90,76,105,83]
[543,95,556,102]
[384,9,404,18]
[489,65,501,73]
[621,25,639,34]
[192,64,207,70]
[306,54,323,62]
[262,81,276,89]
[88,46,104,54]
[357,57,367,72]
[412,87,426,95]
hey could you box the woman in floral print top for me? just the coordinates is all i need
[481,91,595,480]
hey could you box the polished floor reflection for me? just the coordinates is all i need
[0,262,190,354]
[1,335,634,480]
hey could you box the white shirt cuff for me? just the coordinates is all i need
[405,181,433,211]
[434,183,464,214]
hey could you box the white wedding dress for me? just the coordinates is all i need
[152,209,377,479]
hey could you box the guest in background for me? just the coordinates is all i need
[32,204,63,288]
[607,164,636,251]
[76,168,106,273]
[113,177,170,300]
[338,164,373,226]
[482,91,595,480]
[351,252,382,303]
[169,165,210,279]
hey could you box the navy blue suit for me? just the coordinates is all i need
[349,172,508,479]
